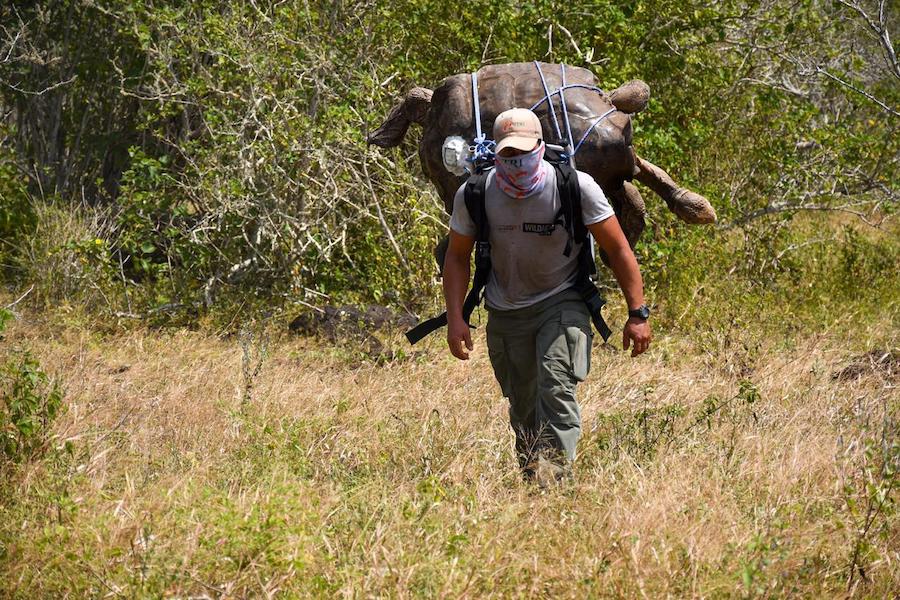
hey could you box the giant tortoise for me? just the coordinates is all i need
[369,61,715,263]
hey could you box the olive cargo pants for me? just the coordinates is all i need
[485,289,593,471]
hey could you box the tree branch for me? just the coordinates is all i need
[815,66,900,118]
[1,74,78,96]
[837,0,900,79]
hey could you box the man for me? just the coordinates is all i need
[444,107,651,482]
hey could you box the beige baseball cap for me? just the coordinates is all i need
[493,108,542,154]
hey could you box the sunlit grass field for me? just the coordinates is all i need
[1,306,896,598]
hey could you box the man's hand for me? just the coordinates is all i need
[447,317,473,360]
[443,229,476,360]
[623,317,651,357]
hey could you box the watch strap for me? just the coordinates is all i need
[628,304,650,320]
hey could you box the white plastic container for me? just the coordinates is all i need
[441,136,470,176]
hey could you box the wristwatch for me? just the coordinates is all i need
[628,304,651,321]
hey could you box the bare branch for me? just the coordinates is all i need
[4,284,34,311]
[1,74,77,96]
[727,201,888,228]
[815,66,900,118]
[837,0,900,79]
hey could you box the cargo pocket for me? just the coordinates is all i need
[561,309,592,382]
[486,327,512,397]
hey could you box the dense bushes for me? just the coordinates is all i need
[0,0,896,327]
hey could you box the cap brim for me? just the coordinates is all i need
[495,135,540,154]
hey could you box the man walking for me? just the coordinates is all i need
[443,108,651,482]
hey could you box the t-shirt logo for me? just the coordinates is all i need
[522,222,556,236]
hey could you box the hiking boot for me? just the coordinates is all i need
[532,455,572,489]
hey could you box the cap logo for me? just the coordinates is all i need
[502,120,522,132]
[501,120,534,133]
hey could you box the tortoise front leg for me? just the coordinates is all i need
[633,154,716,224]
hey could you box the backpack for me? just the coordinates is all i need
[405,155,612,345]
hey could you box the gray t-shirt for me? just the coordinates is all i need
[449,163,614,310]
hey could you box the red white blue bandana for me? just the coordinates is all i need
[494,142,547,199]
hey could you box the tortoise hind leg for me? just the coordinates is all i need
[607,182,646,249]
[433,234,449,274]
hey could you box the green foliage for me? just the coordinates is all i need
[736,517,789,597]
[635,214,900,340]
[114,148,195,293]
[590,377,764,468]
[0,158,36,280]
[841,399,898,592]
[593,401,686,464]
[1,352,63,462]
[8,200,116,311]
[0,0,896,325]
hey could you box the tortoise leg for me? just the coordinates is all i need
[433,234,449,274]
[607,182,646,249]
[367,87,433,148]
[634,154,716,224]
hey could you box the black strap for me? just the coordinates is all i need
[465,171,490,243]
[406,171,491,345]
[555,162,577,257]
[554,160,610,341]
[404,312,449,345]
[573,277,613,342]
[405,244,490,344]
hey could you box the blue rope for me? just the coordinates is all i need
[529,64,617,157]
[559,64,575,153]
[469,71,495,165]
[527,84,606,111]
[533,61,563,142]
[574,108,617,154]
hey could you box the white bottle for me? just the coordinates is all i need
[441,136,471,176]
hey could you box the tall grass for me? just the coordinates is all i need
[0,306,895,597]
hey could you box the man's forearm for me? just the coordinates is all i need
[605,244,645,309]
[443,255,471,321]
[588,217,651,356]
[588,218,646,310]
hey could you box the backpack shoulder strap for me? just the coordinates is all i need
[464,170,490,242]
[554,162,586,243]
[406,171,492,345]
[552,161,583,256]
[553,162,613,342]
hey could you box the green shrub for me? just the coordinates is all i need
[12,201,116,311]
[0,160,36,281]
[1,352,63,462]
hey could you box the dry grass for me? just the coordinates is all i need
[0,311,897,598]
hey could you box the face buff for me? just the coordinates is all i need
[494,142,547,199]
